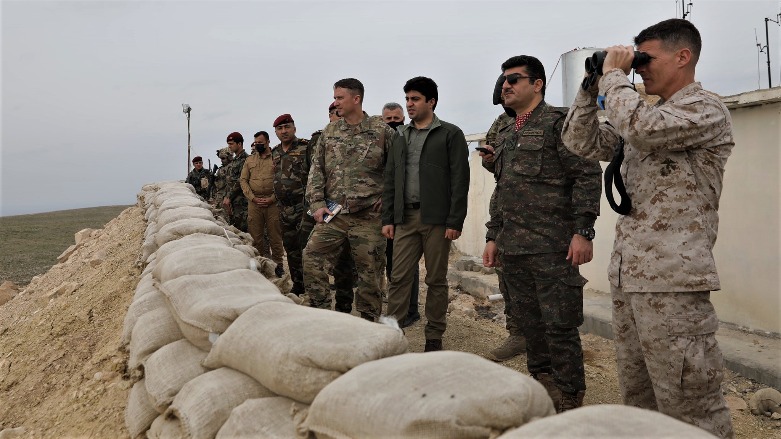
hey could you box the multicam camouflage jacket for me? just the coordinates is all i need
[306,112,396,214]
[486,101,602,255]
[212,165,230,202]
[271,138,310,208]
[562,70,734,292]
[225,150,249,203]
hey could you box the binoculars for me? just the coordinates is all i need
[581,50,651,90]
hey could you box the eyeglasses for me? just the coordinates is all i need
[503,73,535,85]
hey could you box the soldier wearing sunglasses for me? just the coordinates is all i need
[482,55,601,413]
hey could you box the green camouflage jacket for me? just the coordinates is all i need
[272,138,310,208]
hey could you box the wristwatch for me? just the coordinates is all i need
[575,227,595,241]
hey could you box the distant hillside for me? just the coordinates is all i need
[0,205,131,285]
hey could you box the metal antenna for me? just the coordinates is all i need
[759,13,780,88]
[755,28,763,89]
[676,0,694,20]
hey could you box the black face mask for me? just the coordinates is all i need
[253,143,267,154]
[386,121,404,129]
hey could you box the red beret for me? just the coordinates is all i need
[273,114,294,127]
[192,156,203,163]
[328,103,337,112]
[226,132,243,143]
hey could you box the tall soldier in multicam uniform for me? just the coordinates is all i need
[185,156,211,199]
[304,78,395,321]
[482,55,602,412]
[274,111,356,309]
[562,19,734,438]
[222,132,250,232]
[212,147,232,197]
[479,77,526,362]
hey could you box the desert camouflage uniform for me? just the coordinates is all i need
[303,113,395,318]
[562,69,734,438]
[225,150,249,232]
[185,167,211,199]
[483,112,519,335]
[486,101,601,396]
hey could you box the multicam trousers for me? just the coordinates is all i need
[302,209,382,316]
[281,205,354,307]
[501,252,587,395]
[611,286,734,438]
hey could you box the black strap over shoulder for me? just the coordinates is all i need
[604,137,632,215]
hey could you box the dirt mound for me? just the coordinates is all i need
[0,207,144,438]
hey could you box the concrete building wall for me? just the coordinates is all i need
[454,88,781,335]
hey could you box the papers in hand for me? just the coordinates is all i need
[307,199,343,223]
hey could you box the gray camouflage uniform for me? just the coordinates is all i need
[561,69,734,438]
[486,101,602,397]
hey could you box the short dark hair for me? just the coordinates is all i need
[334,78,364,103]
[253,131,270,141]
[635,18,702,63]
[403,76,439,110]
[501,55,546,97]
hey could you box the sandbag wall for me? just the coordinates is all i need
[124,182,705,439]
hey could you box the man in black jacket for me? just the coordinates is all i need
[382,76,469,352]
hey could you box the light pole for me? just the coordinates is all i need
[182,104,192,175]
[762,14,780,88]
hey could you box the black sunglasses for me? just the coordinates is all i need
[504,73,535,85]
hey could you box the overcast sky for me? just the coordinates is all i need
[2,0,779,216]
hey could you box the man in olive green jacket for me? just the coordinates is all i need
[382,76,469,352]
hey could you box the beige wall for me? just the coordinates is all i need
[455,89,781,335]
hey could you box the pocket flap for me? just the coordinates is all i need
[667,312,718,336]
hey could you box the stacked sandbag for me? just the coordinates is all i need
[126,379,159,439]
[163,367,277,439]
[143,339,210,413]
[216,397,308,438]
[300,351,554,438]
[496,404,717,438]
[203,301,409,404]
[159,269,292,350]
[126,182,295,438]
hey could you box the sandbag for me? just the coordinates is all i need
[126,379,158,439]
[216,397,308,439]
[128,306,184,371]
[496,404,717,438]
[147,414,184,439]
[165,367,276,439]
[152,245,252,284]
[154,218,229,250]
[302,351,554,439]
[159,269,291,350]
[156,206,215,229]
[203,302,408,403]
[144,339,209,413]
[157,197,211,213]
[132,273,156,301]
[154,233,232,262]
[121,287,166,348]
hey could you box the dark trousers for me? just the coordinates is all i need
[386,236,419,318]
[501,252,587,394]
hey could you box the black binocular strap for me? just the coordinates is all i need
[604,138,632,215]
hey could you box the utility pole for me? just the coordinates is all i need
[762,14,780,88]
[182,104,192,175]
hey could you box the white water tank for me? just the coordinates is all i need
[561,47,602,107]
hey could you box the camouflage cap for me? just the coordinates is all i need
[216,147,232,159]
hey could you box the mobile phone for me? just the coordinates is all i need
[475,147,493,155]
